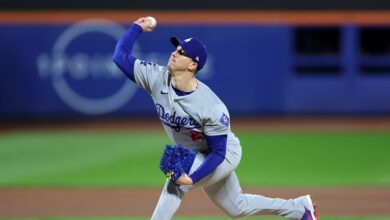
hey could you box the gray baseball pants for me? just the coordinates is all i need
[151,143,306,219]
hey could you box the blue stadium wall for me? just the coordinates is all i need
[1,11,390,119]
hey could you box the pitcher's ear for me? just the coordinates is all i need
[188,62,198,73]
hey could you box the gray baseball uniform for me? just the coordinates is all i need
[133,59,308,220]
[112,23,317,220]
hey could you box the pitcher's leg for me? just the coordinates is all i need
[203,172,305,219]
[151,180,185,220]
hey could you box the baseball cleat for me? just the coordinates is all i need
[300,195,318,220]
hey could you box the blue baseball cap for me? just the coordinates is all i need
[171,37,207,71]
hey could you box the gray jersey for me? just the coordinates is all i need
[133,59,240,152]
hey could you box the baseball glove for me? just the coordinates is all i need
[159,144,196,184]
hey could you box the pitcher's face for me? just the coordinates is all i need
[167,46,197,73]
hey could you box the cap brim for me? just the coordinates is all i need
[170,36,181,48]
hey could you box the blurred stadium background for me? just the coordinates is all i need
[1,0,390,219]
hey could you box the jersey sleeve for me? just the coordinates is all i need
[203,104,230,136]
[113,23,167,95]
[133,59,166,94]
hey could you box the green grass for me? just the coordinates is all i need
[237,132,390,186]
[0,130,389,187]
[0,131,169,187]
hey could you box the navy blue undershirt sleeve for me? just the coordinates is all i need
[189,134,227,184]
[112,23,143,82]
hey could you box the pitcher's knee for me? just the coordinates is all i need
[221,199,248,218]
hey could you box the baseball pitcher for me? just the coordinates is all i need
[112,16,318,220]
